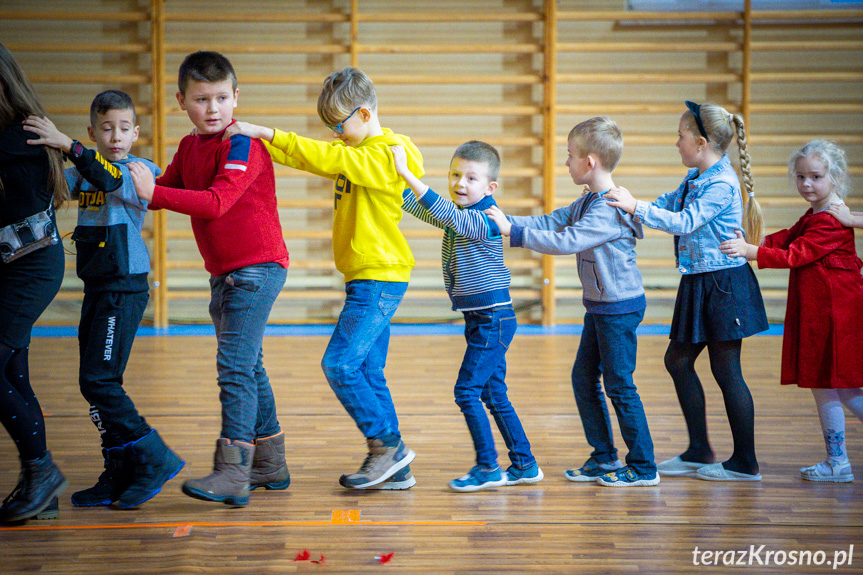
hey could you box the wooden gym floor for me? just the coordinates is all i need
[1,330,861,574]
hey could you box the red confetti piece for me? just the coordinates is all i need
[311,554,326,564]
[375,552,394,564]
[293,549,311,561]
[172,525,192,538]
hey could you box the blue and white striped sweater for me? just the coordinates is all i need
[402,189,511,312]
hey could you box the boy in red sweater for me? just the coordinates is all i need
[129,51,290,507]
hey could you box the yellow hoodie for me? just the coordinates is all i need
[267,128,424,282]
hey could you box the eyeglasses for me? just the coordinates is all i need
[325,106,362,134]
[685,100,710,142]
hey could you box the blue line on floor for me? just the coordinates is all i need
[31,324,784,338]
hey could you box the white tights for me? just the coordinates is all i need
[811,388,863,464]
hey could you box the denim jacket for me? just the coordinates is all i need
[509,191,646,314]
[633,154,747,274]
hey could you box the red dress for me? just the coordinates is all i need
[757,209,863,389]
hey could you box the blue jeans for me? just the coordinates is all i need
[571,310,656,475]
[322,280,406,440]
[455,305,535,470]
[209,263,287,443]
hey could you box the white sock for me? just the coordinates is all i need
[812,389,849,465]
[837,388,863,422]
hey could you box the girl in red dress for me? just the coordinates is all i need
[721,140,863,482]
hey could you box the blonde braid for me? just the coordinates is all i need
[732,114,763,246]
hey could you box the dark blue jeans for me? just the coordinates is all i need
[209,263,287,443]
[321,280,406,440]
[455,305,535,470]
[571,310,656,475]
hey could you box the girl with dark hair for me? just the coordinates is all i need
[0,42,69,522]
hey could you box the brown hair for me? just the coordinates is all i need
[317,67,377,128]
[682,103,763,245]
[0,43,68,208]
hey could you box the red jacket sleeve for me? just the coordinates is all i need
[758,214,849,270]
[151,135,262,219]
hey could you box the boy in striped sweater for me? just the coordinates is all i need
[392,141,542,492]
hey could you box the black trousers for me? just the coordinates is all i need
[78,290,151,449]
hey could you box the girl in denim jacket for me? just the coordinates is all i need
[607,101,768,482]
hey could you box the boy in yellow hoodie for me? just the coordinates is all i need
[227,67,422,490]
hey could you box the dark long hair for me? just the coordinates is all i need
[0,42,68,207]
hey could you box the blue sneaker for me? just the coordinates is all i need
[504,463,544,485]
[449,466,507,492]
[564,458,623,482]
[367,465,417,490]
[596,466,660,487]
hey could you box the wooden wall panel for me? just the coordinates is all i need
[2,0,861,326]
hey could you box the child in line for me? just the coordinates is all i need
[721,140,863,482]
[129,51,291,506]
[392,140,542,492]
[606,101,768,482]
[0,43,68,523]
[224,67,419,490]
[24,90,184,508]
[486,117,658,487]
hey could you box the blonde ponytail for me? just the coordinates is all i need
[731,114,763,246]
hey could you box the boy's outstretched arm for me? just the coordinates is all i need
[826,203,863,229]
[128,162,155,202]
[23,115,122,193]
[719,229,758,260]
[484,205,512,236]
[390,145,428,197]
[223,121,274,143]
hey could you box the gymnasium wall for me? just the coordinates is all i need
[2,0,861,326]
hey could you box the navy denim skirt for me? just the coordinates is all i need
[670,263,768,343]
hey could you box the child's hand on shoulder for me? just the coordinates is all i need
[604,186,637,215]
[826,202,863,228]
[22,115,73,153]
[719,229,757,260]
[484,205,512,236]
[389,145,408,177]
[223,121,274,143]
[127,161,155,202]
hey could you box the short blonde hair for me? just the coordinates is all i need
[568,117,623,171]
[788,140,850,200]
[317,67,377,127]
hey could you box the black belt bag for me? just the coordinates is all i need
[0,205,60,264]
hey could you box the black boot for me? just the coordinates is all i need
[116,429,184,508]
[71,446,132,507]
[1,452,68,523]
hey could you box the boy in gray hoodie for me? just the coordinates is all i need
[24,91,183,509]
[485,117,657,487]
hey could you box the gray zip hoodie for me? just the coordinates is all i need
[509,191,646,314]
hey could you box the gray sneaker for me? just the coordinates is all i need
[367,465,416,490]
[339,437,415,489]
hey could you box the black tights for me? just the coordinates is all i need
[664,339,758,475]
[0,342,46,460]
